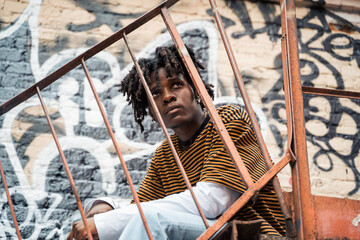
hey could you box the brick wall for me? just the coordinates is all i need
[0,0,359,238]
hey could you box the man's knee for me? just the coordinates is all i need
[132,206,163,227]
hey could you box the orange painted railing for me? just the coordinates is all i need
[3,0,356,239]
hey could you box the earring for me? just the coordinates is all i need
[195,96,200,103]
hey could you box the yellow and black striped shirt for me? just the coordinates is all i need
[135,104,286,236]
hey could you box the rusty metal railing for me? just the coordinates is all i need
[280,0,316,238]
[0,0,327,239]
[207,0,295,236]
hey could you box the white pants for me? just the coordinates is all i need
[119,207,220,240]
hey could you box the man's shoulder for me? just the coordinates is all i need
[153,134,177,156]
[216,104,248,123]
[216,104,243,113]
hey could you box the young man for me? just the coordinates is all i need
[67,44,286,240]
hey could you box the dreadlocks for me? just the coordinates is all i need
[119,44,214,132]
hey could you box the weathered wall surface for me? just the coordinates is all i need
[0,0,359,238]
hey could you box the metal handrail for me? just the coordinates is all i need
[0,0,315,239]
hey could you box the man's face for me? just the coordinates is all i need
[149,67,201,130]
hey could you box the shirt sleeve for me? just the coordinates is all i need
[92,182,240,240]
[84,197,120,214]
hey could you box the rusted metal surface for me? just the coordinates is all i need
[80,59,155,239]
[160,6,255,190]
[35,86,93,240]
[280,21,298,240]
[0,156,22,239]
[122,33,210,229]
[258,234,292,240]
[240,0,360,12]
[280,0,316,239]
[284,192,360,239]
[3,0,355,239]
[302,86,360,100]
[198,152,292,240]
[208,0,295,237]
[212,219,262,240]
[0,0,180,117]
[313,195,360,239]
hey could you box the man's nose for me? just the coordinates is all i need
[163,88,176,103]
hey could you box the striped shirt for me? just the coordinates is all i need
[135,104,286,235]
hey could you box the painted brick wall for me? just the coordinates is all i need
[0,0,359,238]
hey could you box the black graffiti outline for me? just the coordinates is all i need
[66,1,144,33]
[222,2,360,195]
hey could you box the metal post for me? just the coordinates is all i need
[280,0,316,239]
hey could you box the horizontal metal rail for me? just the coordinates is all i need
[302,86,360,100]
[0,0,180,117]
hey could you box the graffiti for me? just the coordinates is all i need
[66,0,144,33]
[1,1,227,237]
[219,1,360,195]
[294,8,359,195]
[0,0,359,238]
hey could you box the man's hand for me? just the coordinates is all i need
[67,203,112,240]
[67,217,98,240]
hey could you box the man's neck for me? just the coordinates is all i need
[173,110,206,142]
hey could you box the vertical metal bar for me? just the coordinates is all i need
[281,29,298,238]
[281,31,294,162]
[208,0,295,235]
[208,0,271,166]
[280,1,302,237]
[160,7,255,190]
[0,160,22,239]
[35,86,93,240]
[122,32,210,229]
[80,58,154,240]
[280,0,316,239]
[281,21,300,238]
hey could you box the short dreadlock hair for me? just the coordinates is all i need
[119,44,214,132]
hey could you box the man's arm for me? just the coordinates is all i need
[92,182,241,239]
[67,182,240,240]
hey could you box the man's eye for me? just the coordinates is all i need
[151,90,160,97]
[173,82,182,88]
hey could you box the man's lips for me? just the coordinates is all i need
[165,105,181,115]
